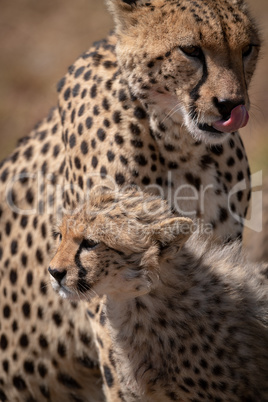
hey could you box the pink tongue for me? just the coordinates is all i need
[212,105,249,133]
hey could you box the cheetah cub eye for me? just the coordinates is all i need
[80,239,99,250]
[52,231,62,244]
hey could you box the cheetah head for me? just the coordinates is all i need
[48,189,192,301]
[107,0,261,144]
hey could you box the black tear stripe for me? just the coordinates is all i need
[190,54,208,103]
[74,245,92,293]
[188,53,208,122]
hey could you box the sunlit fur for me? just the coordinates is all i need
[107,0,261,144]
[50,188,268,401]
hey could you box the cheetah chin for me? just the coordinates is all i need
[50,275,77,300]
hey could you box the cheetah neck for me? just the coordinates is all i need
[103,257,198,395]
[99,239,268,399]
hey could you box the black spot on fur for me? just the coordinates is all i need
[103,365,114,388]
[13,376,26,391]
[134,106,147,119]
[210,145,224,156]
[219,207,228,223]
[57,373,82,389]
[134,154,147,166]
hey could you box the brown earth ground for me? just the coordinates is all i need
[0,0,267,246]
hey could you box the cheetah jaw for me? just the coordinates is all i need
[184,114,231,145]
[50,276,76,300]
[185,105,249,145]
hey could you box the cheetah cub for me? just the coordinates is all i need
[49,189,268,402]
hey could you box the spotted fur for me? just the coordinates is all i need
[49,188,268,401]
[0,0,261,400]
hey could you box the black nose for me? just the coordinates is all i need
[213,97,245,121]
[48,267,66,284]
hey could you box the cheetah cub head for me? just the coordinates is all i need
[107,0,261,144]
[48,189,192,300]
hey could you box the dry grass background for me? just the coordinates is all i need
[0,0,267,173]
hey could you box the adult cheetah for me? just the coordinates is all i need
[49,187,268,402]
[0,109,104,402]
[0,0,261,400]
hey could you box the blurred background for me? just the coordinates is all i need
[0,0,267,174]
[0,0,112,160]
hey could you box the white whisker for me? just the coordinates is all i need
[161,102,183,123]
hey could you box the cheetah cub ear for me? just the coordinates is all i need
[150,217,193,252]
[122,217,192,297]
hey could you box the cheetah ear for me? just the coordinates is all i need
[106,0,147,32]
[150,217,193,250]
[230,0,244,4]
[106,0,147,10]
[229,0,248,10]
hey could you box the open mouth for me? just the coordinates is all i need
[198,123,225,135]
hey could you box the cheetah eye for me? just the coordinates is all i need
[80,239,99,250]
[52,231,62,242]
[242,44,253,58]
[179,46,203,59]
